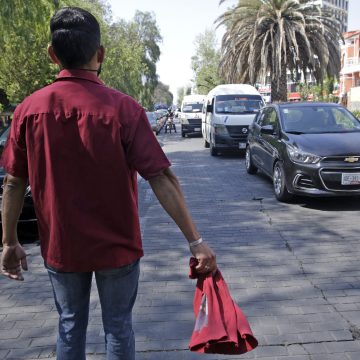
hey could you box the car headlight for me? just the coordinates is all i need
[214,124,229,136]
[181,116,189,124]
[287,145,321,164]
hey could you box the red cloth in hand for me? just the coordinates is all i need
[189,257,258,354]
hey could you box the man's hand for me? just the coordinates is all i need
[1,244,28,281]
[190,242,217,274]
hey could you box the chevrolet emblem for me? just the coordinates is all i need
[344,157,359,163]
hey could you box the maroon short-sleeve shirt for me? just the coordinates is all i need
[1,69,171,271]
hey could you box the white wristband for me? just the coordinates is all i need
[189,237,203,248]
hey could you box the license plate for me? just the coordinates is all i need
[194,127,200,131]
[341,173,360,185]
[239,143,246,149]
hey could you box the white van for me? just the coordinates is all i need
[180,94,206,137]
[202,84,265,156]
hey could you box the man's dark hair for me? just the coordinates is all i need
[50,7,101,68]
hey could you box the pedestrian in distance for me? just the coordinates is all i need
[165,107,176,133]
[0,7,216,360]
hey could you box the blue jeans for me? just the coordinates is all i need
[46,260,140,360]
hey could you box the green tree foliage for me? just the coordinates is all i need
[101,20,145,98]
[217,0,342,102]
[176,87,185,107]
[352,110,360,119]
[131,11,162,108]
[297,76,336,102]
[191,29,223,94]
[153,82,173,107]
[0,0,59,103]
[311,76,336,102]
[176,86,192,107]
[297,82,312,101]
[0,1,163,108]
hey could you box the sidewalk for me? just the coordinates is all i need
[1,131,360,359]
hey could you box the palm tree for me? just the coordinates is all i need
[217,0,342,102]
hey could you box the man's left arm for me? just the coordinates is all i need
[1,174,28,281]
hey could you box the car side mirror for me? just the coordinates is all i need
[206,104,213,113]
[260,124,275,135]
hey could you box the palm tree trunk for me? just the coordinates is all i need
[271,61,288,102]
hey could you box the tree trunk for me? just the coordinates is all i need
[271,61,288,102]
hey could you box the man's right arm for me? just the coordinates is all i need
[1,174,28,281]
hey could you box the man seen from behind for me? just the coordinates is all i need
[0,7,216,360]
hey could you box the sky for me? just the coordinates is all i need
[348,0,360,31]
[108,0,360,103]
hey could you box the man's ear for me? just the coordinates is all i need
[97,45,105,63]
[48,44,60,65]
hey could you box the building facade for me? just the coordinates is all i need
[339,31,360,108]
[312,0,349,33]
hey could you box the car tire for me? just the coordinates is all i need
[204,139,210,148]
[181,131,185,138]
[273,161,292,202]
[210,140,218,156]
[245,146,257,174]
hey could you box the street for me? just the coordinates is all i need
[2,127,360,359]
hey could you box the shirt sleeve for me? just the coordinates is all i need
[0,109,28,179]
[122,108,171,180]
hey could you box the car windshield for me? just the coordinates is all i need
[182,103,203,113]
[280,106,360,134]
[215,95,263,114]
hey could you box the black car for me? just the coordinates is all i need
[148,111,166,134]
[246,102,360,201]
[0,126,37,226]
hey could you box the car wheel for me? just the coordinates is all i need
[245,146,257,174]
[273,161,292,202]
[210,140,218,156]
[204,139,210,148]
[181,131,185,138]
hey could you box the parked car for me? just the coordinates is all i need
[180,94,206,138]
[0,124,37,227]
[246,102,360,201]
[146,111,159,131]
[202,84,264,156]
[156,110,168,131]
[146,111,166,135]
[0,126,10,157]
[155,109,167,120]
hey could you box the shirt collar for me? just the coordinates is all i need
[55,69,104,85]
